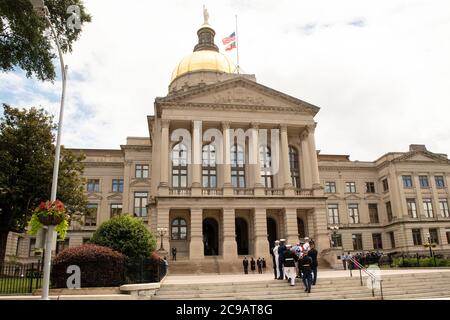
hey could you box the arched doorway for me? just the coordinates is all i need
[297,218,306,239]
[267,217,277,250]
[203,218,219,256]
[235,218,249,255]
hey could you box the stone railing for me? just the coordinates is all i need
[202,188,223,195]
[169,187,191,196]
[294,188,314,196]
[233,188,254,196]
[264,188,284,196]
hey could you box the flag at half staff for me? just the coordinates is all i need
[222,32,236,45]
[225,42,236,51]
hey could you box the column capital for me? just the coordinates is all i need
[306,123,317,134]
[221,121,231,130]
[300,128,309,140]
[161,119,170,128]
[279,124,288,133]
[191,120,202,129]
[251,122,260,129]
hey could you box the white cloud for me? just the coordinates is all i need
[1,0,450,160]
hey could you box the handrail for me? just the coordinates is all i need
[348,257,384,300]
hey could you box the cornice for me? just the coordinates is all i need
[83,162,124,168]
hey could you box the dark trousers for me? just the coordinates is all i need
[278,257,284,279]
[312,266,318,285]
[172,254,176,261]
[244,267,248,274]
[342,260,347,270]
[302,270,313,292]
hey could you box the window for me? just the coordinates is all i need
[110,203,122,217]
[172,143,188,188]
[407,199,418,218]
[366,182,375,193]
[389,232,396,248]
[56,238,70,254]
[260,145,273,188]
[85,203,98,226]
[16,237,24,256]
[372,233,383,250]
[328,204,339,224]
[348,204,360,224]
[412,229,422,246]
[435,176,445,188]
[439,200,449,218]
[112,179,124,193]
[171,218,187,240]
[402,175,413,188]
[331,234,342,247]
[134,192,148,217]
[429,228,439,244]
[28,239,36,257]
[446,231,450,244]
[419,175,429,188]
[135,164,149,178]
[386,201,393,222]
[423,199,434,218]
[231,144,245,188]
[345,182,356,193]
[202,144,217,188]
[87,179,100,192]
[324,182,336,193]
[289,146,300,188]
[382,178,389,192]
[352,234,363,250]
[368,204,379,223]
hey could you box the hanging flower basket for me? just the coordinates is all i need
[28,200,69,239]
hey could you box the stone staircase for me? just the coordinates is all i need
[168,257,248,275]
[153,270,450,300]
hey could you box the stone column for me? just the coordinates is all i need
[300,129,312,189]
[222,208,238,259]
[430,174,441,218]
[122,160,132,212]
[222,122,233,196]
[191,120,202,196]
[189,208,204,259]
[284,208,299,245]
[253,208,269,258]
[280,124,294,196]
[156,207,170,254]
[251,123,264,196]
[307,124,321,189]
[413,175,424,218]
[309,207,330,252]
[158,119,170,196]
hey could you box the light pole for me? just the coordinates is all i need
[31,0,68,300]
[157,227,168,251]
[329,225,339,247]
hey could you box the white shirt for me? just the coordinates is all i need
[303,242,310,252]
[273,245,279,257]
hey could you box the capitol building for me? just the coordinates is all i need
[6,14,450,268]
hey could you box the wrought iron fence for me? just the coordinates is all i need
[0,262,43,295]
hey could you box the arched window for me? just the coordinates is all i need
[289,146,300,188]
[171,218,187,240]
[231,144,245,188]
[172,143,188,188]
[260,145,273,188]
[202,144,217,188]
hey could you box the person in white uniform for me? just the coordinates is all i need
[272,240,280,279]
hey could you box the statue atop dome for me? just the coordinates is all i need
[203,5,210,25]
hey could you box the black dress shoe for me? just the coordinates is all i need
[304,289,308,292]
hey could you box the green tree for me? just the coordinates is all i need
[0,0,91,81]
[0,104,87,264]
[91,215,157,259]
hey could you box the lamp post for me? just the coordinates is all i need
[31,0,68,301]
[425,232,433,258]
[157,227,168,251]
[329,225,339,247]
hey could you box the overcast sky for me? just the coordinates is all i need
[1,0,450,161]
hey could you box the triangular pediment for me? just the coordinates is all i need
[344,194,362,201]
[326,195,341,201]
[394,150,449,164]
[157,77,319,115]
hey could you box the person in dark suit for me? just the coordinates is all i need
[299,254,313,293]
[277,239,287,280]
[308,242,318,285]
[243,257,249,274]
[262,258,267,273]
[171,247,177,261]
[250,257,256,273]
[257,258,263,274]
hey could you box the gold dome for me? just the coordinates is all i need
[171,50,236,82]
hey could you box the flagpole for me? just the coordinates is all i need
[235,14,240,74]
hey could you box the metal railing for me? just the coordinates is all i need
[348,257,384,300]
[0,262,43,295]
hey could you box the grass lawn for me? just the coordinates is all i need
[0,277,41,295]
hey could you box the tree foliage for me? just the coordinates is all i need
[0,104,88,263]
[0,0,91,81]
[91,215,157,259]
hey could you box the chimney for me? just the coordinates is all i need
[409,144,427,152]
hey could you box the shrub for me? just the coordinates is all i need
[90,214,156,259]
[51,244,126,288]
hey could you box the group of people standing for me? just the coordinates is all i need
[271,237,318,293]
[242,257,267,274]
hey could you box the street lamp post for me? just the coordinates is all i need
[31,0,68,301]
[157,227,168,251]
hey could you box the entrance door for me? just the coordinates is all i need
[203,218,219,256]
[235,218,249,255]
[267,217,277,250]
[297,218,306,239]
